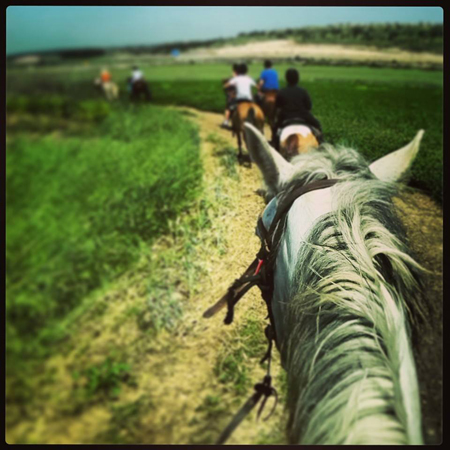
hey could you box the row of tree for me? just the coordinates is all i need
[237,23,443,54]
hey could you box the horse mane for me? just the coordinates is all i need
[279,143,427,444]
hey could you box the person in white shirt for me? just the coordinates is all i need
[131,66,144,83]
[221,63,256,129]
[127,66,152,101]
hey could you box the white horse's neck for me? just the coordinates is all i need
[270,181,423,444]
[272,186,336,347]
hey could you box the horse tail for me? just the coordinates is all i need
[246,104,265,134]
[283,179,424,444]
[245,106,257,127]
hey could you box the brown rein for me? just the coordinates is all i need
[203,178,339,444]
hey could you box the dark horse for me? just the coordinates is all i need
[129,78,152,102]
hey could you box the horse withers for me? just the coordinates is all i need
[243,122,427,444]
[230,101,265,166]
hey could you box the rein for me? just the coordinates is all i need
[203,178,339,444]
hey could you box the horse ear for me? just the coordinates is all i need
[369,130,424,182]
[244,123,294,194]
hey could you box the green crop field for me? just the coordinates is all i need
[6,103,202,378]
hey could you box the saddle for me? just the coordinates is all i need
[279,118,323,144]
[230,99,255,115]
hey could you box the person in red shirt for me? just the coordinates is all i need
[100,68,112,83]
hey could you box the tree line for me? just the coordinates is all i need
[237,23,443,54]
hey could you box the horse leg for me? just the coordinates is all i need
[144,84,151,101]
[237,131,244,165]
[242,131,252,168]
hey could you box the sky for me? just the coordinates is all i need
[6,6,444,55]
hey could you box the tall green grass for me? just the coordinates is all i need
[6,105,202,368]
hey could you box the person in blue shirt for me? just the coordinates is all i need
[258,60,279,91]
[256,60,279,106]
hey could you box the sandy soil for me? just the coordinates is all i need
[180,39,443,66]
[6,109,442,445]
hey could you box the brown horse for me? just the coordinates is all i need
[260,89,278,132]
[231,102,265,165]
[279,124,320,160]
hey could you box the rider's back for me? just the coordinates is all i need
[260,68,279,90]
[228,75,256,101]
[276,85,312,122]
[131,69,144,83]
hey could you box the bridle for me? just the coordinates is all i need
[203,177,339,444]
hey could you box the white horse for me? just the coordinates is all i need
[94,78,119,101]
[243,122,427,444]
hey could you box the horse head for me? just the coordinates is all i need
[243,123,426,444]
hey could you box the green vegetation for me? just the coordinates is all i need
[214,317,267,395]
[7,94,112,122]
[94,397,151,444]
[237,23,443,54]
[6,104,202,375]
[207,134,240,180]
[74,358,132,400]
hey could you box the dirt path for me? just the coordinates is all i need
[6,108,442,445]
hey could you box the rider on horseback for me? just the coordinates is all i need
[100,67,112,83]
[221,63,238,129]
[221,63,257,129]
[128,66,151,101]
[256,60,279,106]
[272,68,322,150]
[131,66,145,84]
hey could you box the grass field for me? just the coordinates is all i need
[6,103,202,379]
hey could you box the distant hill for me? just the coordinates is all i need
[234,23,443,54]
[122,22,443,55]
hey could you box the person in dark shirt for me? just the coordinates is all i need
[272,68,322,149]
